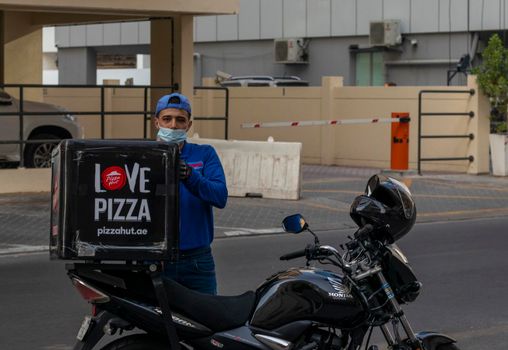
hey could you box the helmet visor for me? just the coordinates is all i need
[388,178,415,219]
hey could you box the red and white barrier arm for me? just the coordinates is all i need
[241,117,409,129]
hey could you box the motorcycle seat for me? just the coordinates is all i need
[163,277,256,332]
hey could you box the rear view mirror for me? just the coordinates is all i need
[282,214,308,234]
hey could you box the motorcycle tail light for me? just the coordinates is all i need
[72,278,110,304]
[91,305,98,316]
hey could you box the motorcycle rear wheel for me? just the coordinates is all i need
[100,334,168,350]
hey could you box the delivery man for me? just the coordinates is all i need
[154,93,227,295]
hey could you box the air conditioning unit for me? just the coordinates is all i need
[274,38,308,64]
[369,20,402,47]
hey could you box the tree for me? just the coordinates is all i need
[472,34,508,133]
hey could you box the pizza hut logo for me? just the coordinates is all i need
[101,166,126,191]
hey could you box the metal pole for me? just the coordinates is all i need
[100,86,105,139]
[19,86,24,167]
[380,324,396,346]
[376,271,421,346]
[418,91,422,175]
[224,88,229,140]
[143,87,148,139]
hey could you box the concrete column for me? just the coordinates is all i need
[58,47,96,85]
[173,15,194,99]
[150,16,194,138]
[150,18,173,139]
[320,76,343,165]
[467,75,490,174]
[2,11,43,101]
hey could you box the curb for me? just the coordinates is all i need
[0,245,48,256]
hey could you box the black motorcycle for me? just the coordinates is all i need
[67,175,459,350]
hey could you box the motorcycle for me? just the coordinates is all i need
[67,175,459,350]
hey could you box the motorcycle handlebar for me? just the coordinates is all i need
[279,247,310,261]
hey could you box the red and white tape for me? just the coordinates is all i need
[242,117,406,129]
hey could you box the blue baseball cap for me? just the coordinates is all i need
[155,93,192,118]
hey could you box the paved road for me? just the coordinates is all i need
[1,217,507,350]
[2,165,508,253]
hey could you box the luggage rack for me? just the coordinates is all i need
[67,261,181,349]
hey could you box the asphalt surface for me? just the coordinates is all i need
[1,164,508,254]
[0,164,507,349]
[1,218,507,350]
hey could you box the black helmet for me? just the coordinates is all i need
[350,175,416,243]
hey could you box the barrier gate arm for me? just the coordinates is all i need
[241,116,410,129]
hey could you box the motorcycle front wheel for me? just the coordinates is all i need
[100,334,168,350]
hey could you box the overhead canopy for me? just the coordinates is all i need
[1,0,238,102]
[0,0,239,25]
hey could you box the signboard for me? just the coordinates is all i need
[50,140,179,261]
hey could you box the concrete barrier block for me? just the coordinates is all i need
[0,139,303,200]
[0,168,50,193]
[190,137,302,200]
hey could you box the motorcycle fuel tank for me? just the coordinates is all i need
[251,268,366,330]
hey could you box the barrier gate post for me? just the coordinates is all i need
[391,112,410,171]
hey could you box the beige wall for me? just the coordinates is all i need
[43,84,150,140]
[44,87,102,138]
[43,76,490,174]
[193,76,489,174]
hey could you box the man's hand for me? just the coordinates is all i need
[179,160,192,180]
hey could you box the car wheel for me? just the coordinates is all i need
[24,133,60,168]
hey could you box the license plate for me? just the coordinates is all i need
[76,315,93,341]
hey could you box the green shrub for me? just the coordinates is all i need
[472,34,508,133]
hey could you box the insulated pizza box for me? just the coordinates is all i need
[50,139,179,261]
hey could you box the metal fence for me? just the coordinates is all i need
[192,86,229,140]
[0,84,229,167]
[417,89,476,175]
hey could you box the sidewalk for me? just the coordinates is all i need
[1,165,507,254]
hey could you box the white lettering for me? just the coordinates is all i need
[125,199,138,221]
[95,164,106,193]
[107,198,113,220]
[94,198,107,221]
[140,167,150,193]
[113,199,125,221]
[125,163,140,193]
[138,199,151,222]
[328,292,352,299]
[94,197,151,223]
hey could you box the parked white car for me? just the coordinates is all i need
[0,90,83,168]
[220,75,309,87]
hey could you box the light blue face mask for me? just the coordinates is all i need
[157,127,188,143]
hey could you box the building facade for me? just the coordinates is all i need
[51,0,508,86]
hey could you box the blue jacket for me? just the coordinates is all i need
[179,142,228,250]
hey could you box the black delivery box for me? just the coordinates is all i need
[50,139,179,261]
